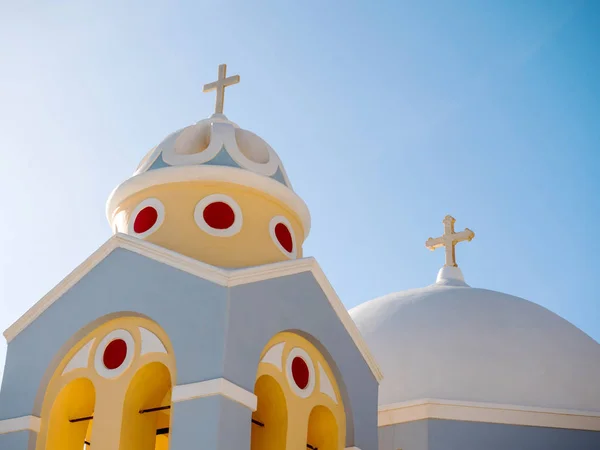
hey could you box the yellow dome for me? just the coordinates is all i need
[106,112,310,268]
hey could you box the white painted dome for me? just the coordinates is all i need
[133,113,293,189]
[350,269,600,412]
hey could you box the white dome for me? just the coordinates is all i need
[350,276,600,413]
[132,114,293,189]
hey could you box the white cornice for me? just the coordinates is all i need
[378,399,600,431]
[105,165,311,237]
[0,415,41,434]
[172,378,257,411]
[3,234,383,382]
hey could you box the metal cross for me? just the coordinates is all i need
[425,215,475,267]
[202,64,240,115]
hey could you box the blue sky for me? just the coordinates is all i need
[0,0,599,381]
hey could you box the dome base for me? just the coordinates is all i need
[435,266,468,287]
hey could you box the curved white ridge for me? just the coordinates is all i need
[106,165,311,237]
[135,114,292,187]
[350,284,600,413]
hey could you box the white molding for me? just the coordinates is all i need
[3,234,383,383]
[172,378,257,411]
[194,193,243,237]
[127,197,165,238]
[106,165,311,237]
[0,415,41,434]
[285,347,316,398]
[162,119,282,177]
[345,447,361,450]
[94,329,135,379]
[269,215,297,259]
[378,398,600,431]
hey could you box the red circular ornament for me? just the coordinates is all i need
[203,202,235,230]
[291,356,310,389]
[133,206,158,234]
[103,339,127,370]
[275,223,294,253]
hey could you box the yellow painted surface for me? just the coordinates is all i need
[253,332,345,450]
[307,406,338,450]
[45,378,95,450]
[37,317,175,450]
[112,181,305,268]
[252,375,288,450]
[120,362,172,450]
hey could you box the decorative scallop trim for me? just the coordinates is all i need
[286,347,315,398]
[194,194,242,237]
[94,329,135,379]
[128,198,165,238]
[161,119,281,177]
[269,216,297,259]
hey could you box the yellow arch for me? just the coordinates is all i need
[45,377,95,450]
[307,405,338,450]
[120,362,173,450]
[252,332,345,450]
[251,375,287,450]
[36,316,175,450]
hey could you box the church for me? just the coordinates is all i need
[0,65,599,450]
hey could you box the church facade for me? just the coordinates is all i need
[0,65,599,450]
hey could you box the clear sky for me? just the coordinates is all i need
[0,0,599,382]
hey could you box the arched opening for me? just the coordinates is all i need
[251,375,288,450]
[120,362,173,450]
[307,405,338,450]
[45,378,95,450]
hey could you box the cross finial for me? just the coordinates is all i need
[425,215,475,267]
[203,64,240,115]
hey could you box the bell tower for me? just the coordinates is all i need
[0,65,380,450]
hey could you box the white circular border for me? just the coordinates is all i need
[269,216,297,259]
[94,329,135,379]
[285,347,315,398]
[194,194,243,237]
[128,198,165,238]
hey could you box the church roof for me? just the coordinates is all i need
[350,214,600,416]
[351,281,600,413]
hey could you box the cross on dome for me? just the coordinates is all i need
[425,215,474,267]
[203,64,240,115]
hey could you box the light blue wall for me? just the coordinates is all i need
[0,248,228,420]
[379,419,600,450]
[379,420,428,450]
[169,396,251,450]
[428,419,600,450]
[0,246,379,449]
[225,272,379,449]
[0,430,36,450]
